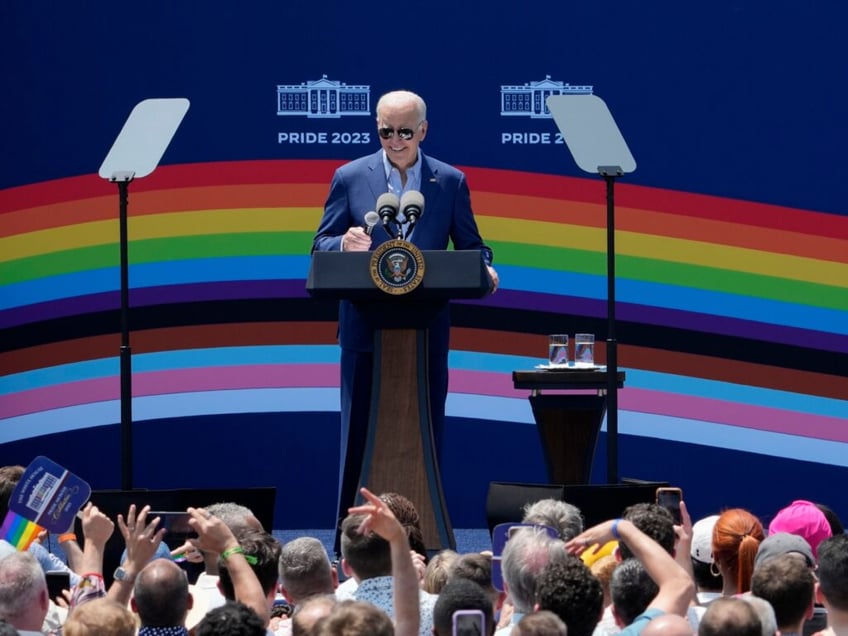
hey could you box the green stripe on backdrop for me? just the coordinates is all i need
[620,256,848,311]
[485,241,605,275]
[487,241,847,311]
[0,232,315,284]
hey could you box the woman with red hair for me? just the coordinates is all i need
[711,508,764,596]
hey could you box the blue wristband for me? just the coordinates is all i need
[611,518,622,540]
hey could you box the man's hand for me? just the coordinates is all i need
[117,504,166,569]
[674,500,693,548]
[411,550,426,585]
[342,227,372,252]
[565,519,619,557]
[187,507,239,555]
[82,502,115,547]
[170,540,204,563]
[348,487,404,543]
[487,265,499,293]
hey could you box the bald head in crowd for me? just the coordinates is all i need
[132,558,192,628]
[698,597,761,636]
[641,614,694,636]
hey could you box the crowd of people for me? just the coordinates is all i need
[1,459,847,636]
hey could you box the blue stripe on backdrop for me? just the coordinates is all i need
[624,369,848,418]
[1,256,311,309]
[0,388,340,444]
[616,411,848,468]
[0,346,341,394]
[490,265,847,334]
[2,268,119,310]
[449,351,541,373]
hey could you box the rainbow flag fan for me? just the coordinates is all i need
[0,510,44,551]
[1,456,90,551]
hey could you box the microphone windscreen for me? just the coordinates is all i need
[400,190,425,216]
[376,192,400,216]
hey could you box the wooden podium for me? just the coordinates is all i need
[512,369,626,484]
[307,250,491,550]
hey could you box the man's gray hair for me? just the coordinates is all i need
[0,551,46,620]
[376,90,427,123]
[206,502,259,532]
[501,527,568,613]
[522,498,584,541]
[279,537,335,603]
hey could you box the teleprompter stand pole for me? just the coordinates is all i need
[599,166,622,484]
[114,171,135,491]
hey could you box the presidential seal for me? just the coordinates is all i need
[370,239,425,295]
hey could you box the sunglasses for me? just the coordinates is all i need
[377,122,422,140]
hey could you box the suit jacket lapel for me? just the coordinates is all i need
[366,149,387,203]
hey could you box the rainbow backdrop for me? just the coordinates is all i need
[0,510,43,551]
[1,160,847,466]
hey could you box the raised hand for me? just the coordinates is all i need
[187,507,238,554]
[117,504,166,568]
[348,487,404,542]
[81,501,115,548]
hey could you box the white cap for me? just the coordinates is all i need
[691,515,720,564]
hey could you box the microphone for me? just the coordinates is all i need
[376,193,400,225]
[399,190,424,231]
[363,211,379,236]
[376,192,400,238]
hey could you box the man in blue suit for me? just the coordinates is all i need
[312,90,499,545]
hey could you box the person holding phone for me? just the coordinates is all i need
[432,579,495,636]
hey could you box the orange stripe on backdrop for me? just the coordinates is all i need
[131,322,338,353]
[0,322,339,375]
[615,209,846,263]
[1,334,120,375]
[0,160,343,211]
[620,345,848,400]
[1,184,331,237]
[452,328,848,401]
[474,193,605,226]
[451,328,551,358]
[465,167,848,239]
[474,194,844,262]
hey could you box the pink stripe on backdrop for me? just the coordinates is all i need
[622,388,848,443]
[0,365,339,418]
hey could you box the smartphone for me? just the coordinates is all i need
[46,571,71,601]
[148,511,196,538]
[453,609,485,636]
[656,487,683,524]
